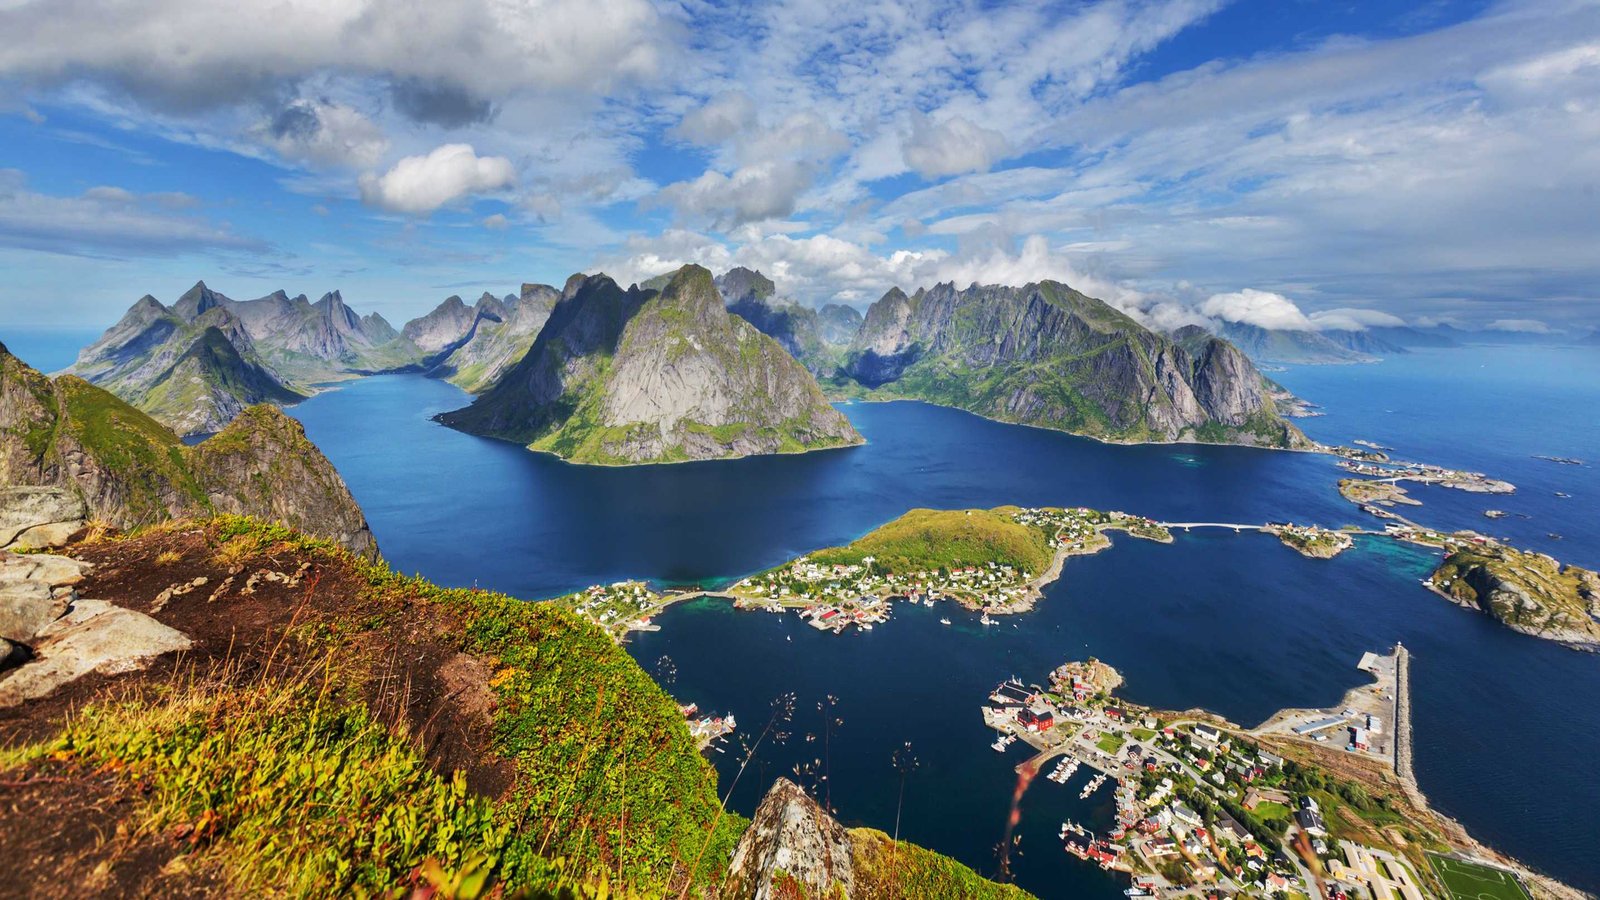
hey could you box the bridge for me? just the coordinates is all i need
[1156,522,1267,532]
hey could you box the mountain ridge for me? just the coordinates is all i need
[838,280,1306,448]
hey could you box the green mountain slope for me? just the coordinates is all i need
[841,280,1306,448]
[1,341,373,556]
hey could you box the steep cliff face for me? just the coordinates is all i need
[401,294,478,353]
[439,266,862,464]
[1,343,375,557]
[406,286,557,393]
[842,281,1305,447]
[67,282,422,434]
[189,406,376,560]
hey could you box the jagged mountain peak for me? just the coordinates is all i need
[714,266,776,305]
[561,272,591,299]
[439,263,861,464]
[174,280,228,321]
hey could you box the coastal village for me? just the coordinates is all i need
[979,651,1532,900]
[554,507,1177,638]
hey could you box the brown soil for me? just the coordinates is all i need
[0,523,516,893]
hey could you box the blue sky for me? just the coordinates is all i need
[0,0,1596,336]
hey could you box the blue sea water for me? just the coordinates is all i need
[5,327,1597,897]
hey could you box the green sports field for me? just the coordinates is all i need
[1427,854,1531,900]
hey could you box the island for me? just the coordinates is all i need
[1429,544,1600,651]
[1338,478,1423,508]
[553,506,1173,638]
[978,649,1576,900]
[1264,523,1356,559]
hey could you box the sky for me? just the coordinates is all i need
[0,0,1597,335]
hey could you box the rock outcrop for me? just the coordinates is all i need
[65,281,422,434]
[439,266,862,464]
[0,551,192,706]
[1431,545,1600,650]
[724,778,856,900]
[1,342,376,558]
[0,486,86,551]
[189,406,377,560]
[841,281,1306,447]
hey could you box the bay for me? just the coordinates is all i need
[167,343,1600,898]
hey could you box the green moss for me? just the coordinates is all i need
[55,376,209,521]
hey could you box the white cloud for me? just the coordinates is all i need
[358,144,515,214]
[482,213,509,231]
[1487,318,1553,333]
[1307,307,1408,331]
[0,0,670,112]
[902,114,1011,179]
[257,99,389,169]
[0,169,266,258]
[672,92,758,145]
[653,161,815,228]
[1199,289,1316,331]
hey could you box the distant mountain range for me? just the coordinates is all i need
[64,267,1368,456]
[64,282,419,437]
[438,265,862,464]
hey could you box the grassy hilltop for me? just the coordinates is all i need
[809,506,1056,575]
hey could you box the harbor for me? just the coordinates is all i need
[968,648,1521,899]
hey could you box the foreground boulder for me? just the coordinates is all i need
[0,487,86,551]
[0,551,191,706]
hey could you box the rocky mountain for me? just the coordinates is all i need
[2,342,375,558]
[401,294,480,353]
[66,281,422,435]
[404,285,559,393]
[842,281,1307,447]
[726,778,1031,899]
[439,265,862,464]
[1210,320,1389,365]
[714,267,858,376]
[818,302,865,345]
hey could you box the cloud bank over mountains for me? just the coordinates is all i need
[0,0,1596,333]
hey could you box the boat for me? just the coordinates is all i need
[980,613,994,626]
[991,733,1017,752]
[939,617,952,625]
[1080,773,1108,799]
